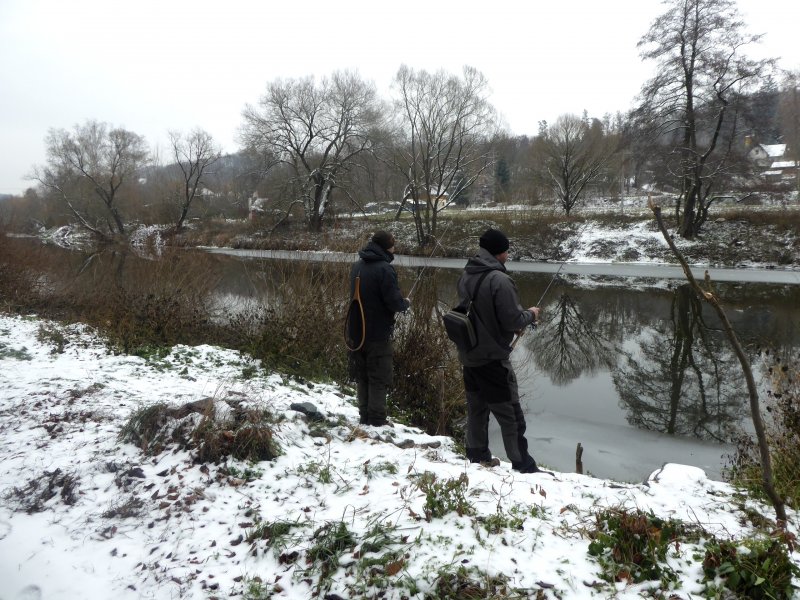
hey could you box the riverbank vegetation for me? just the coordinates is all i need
[0,231,466,438]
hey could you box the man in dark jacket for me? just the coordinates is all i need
[349,230,410,426]
[456,228,541,473]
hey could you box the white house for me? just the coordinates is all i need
[747,142,798,185]
[248,193,269,219]
[748,143,787,168]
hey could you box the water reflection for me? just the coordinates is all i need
[612,284,748,442]
[507,275,800,446]
[524,293,616,385]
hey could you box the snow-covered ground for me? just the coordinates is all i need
[0,313,798,599]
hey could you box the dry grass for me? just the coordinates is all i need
[119,399,281,463]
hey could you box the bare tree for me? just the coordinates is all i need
[778,70,800,194]
[168,129,222,231]
[33,120,148,239]
[386,65,497,245]
[636,0,772,238]
[239,71,381,232]
[534,114,619,216]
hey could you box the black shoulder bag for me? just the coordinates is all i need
[442,271,491,352]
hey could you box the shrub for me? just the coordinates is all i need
[0,233,47,313]
[702,537,800,599]
[119,400,280,463]
[389,269,468,437]
[416,471,474,521]
[725,353,800,509]
[587,507,687,584]
[242,260,351,382]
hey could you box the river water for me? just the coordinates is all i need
[207,248,800,481]
[10,237,800,482]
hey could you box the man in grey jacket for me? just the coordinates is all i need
[456,228,541,473]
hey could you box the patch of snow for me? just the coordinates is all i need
[1,314,797,599]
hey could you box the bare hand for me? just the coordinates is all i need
[528,306,540,321]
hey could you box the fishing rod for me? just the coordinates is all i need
[511,219,590,349]
[405,219,455,300]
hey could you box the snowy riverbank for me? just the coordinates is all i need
[1,313,798,599]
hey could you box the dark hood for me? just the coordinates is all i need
[464,247,506,274]
[359,241,394,263]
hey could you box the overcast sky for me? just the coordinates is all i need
[1,0,798,195]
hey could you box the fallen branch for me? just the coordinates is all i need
[648,196,786,524]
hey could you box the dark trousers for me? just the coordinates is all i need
[350,339,393,426]
[463,359,538,472]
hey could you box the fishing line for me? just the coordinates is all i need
[405,219,455,300]
[511,219,591,349]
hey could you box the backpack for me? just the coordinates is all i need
[442,271,491,352]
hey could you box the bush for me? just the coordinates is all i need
[725,353,800,509]
[242,260,351,382]
[416,471,474,521]
[702,536,800,599]
[119,400,281,463]
[587,507,687,584]
[390,273,466,436]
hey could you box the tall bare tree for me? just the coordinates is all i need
[33,120,148,239]
[239,71,381,232]
[635,0,772,238]
[534,114,619,216]
[778,70,800,194]
[386,65,497,245]
[168,129,222,231]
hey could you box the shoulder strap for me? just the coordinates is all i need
[461,271,493,340]
[467,271,492,303]
[464,270,492,319]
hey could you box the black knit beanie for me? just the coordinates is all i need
[371,230,395,252]
[479,228,509,256]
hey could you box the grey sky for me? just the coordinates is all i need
[1,0,798,195]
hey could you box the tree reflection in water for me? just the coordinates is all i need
[524,293,617,385]
[612,284,747,442]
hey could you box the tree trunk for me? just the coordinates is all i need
[308,212,323,233]
[679,190,698,239]
[176,205,190,232]
[109,206,125,235]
